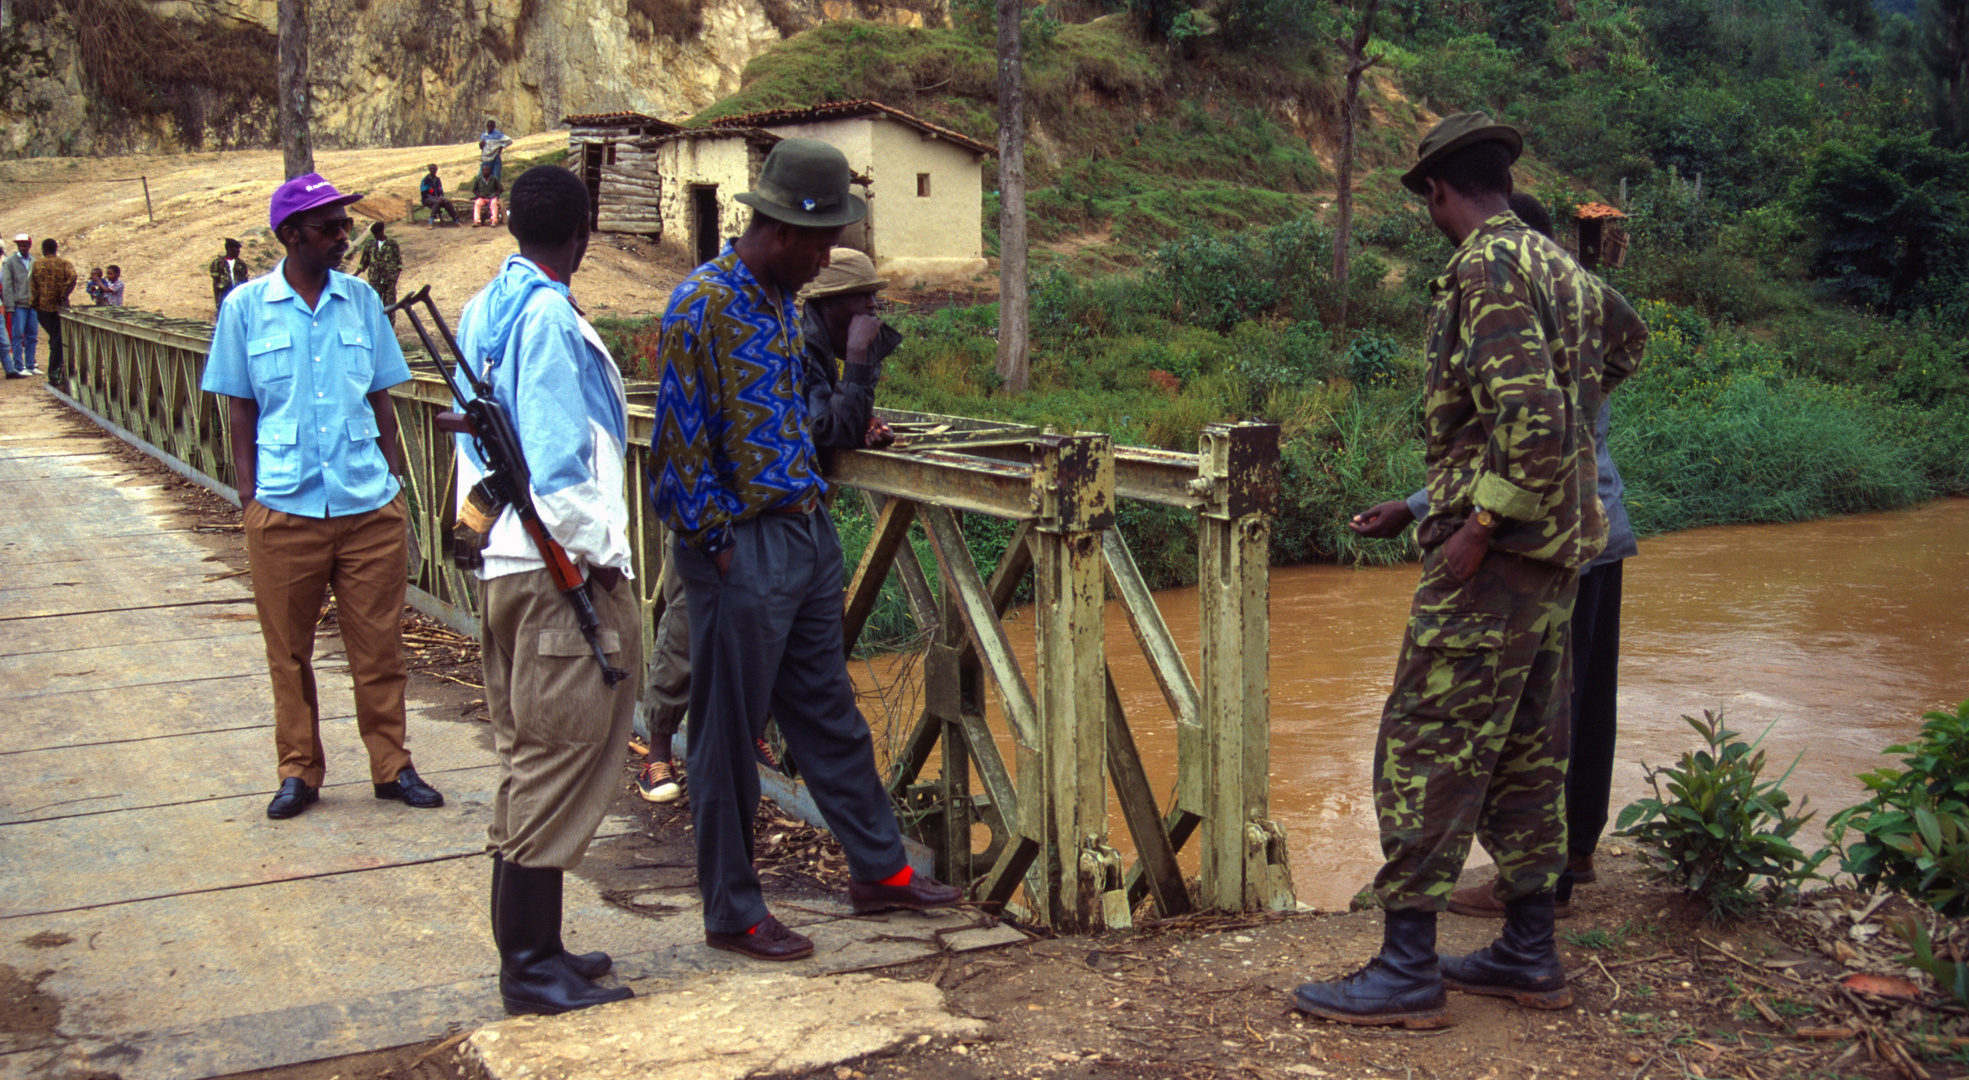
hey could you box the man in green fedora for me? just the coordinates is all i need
[1291,113,1644,1028]
[648,138,961,963]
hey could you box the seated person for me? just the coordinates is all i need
[472,165,504,226]
[420,164,459,226]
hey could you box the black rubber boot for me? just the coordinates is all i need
[494,861,634,1016]
[1441,891,1572,1009]
[1292,909,1450,1029]
[491,854,613,980]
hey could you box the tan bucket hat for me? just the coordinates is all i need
[1400,112,1523,195]
[799,249,887,301]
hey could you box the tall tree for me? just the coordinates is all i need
[1331,0,1380,330]
[1920,0,1969,146]
[279,0,313,180]
[995,0,1030,394]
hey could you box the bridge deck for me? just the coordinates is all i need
[0,383,1006,1080]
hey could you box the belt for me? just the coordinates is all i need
[769,494,820,516]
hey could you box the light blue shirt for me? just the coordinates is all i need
[202,261,411,517]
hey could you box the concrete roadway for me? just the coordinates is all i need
[0,384,1010,1080]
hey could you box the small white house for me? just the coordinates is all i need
[708,100,994,286]
[647,128,784,264]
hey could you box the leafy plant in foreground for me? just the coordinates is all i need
[1617,710,1827,917]
[1825,699,1969,917]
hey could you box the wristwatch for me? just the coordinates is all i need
[1473,506,1500,530]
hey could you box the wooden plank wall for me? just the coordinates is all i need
[598,138,663,237]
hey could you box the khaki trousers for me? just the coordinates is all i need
[244,494,413,788]
[482,567,642,870]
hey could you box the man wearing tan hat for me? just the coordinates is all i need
[1291,113,1643,1029]
[649,138,959,963]
[798,247,900,452]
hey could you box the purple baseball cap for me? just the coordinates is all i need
[268,172,364,231]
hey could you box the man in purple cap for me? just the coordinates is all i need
[201,172,445,821]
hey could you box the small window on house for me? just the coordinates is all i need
[916,173,932,198]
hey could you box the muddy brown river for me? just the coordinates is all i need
[860,498,1969,912]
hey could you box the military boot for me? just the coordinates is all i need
[1291,909,1450,1029]
[1441,891,1572,1009]
[491,854,612,981]
[494,861,634,1016]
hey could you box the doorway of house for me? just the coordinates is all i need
[581,144,604,230]
[691,186,719,264]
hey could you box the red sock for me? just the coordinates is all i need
[877,865,914,888]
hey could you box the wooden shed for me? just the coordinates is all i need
[1575,202,1630,272]
[563,111,683,233]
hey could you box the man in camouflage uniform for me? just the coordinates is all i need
[210,239,250,316]
[1292,113,1645,1030]
[353,221,403,310]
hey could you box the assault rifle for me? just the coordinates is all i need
[388,284,628,687]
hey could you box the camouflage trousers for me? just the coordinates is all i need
[1371,546,1578,912]
[370,276,399,311]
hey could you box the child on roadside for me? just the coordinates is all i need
[86,267,107,305]
[103,266,124,307]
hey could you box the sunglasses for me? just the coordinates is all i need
[297,217,357,237]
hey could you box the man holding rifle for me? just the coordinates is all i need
[203,172,444,822]
[449,165,636,1015]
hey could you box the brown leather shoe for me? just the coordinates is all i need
[705,914,814,961]
[848,873,963,914]
[1448,873,1572,919]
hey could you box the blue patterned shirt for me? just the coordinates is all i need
[649,247,822,554]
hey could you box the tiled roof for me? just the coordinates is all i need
[645,126,781,148]
[1575,202,1628,220]
[706,100,996,157]
[564,111,682,131]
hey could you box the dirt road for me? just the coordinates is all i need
[0,134,692,331]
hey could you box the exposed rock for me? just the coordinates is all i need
[0,0,944,158]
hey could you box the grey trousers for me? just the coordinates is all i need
[482,566,642,870]
[646,555,690,748]
[677,509,908,934]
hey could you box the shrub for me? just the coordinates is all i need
[1616,710,1827,918]
[1825,699,1969,917]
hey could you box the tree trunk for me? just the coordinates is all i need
[1332,0,1379,331]
[278,0,313,181]
[994,0,1029,395]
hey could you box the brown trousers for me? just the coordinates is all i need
[482,567,642,870]
[244,494,413,788]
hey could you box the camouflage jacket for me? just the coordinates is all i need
[356,237,402,286]
[209,255,250,296]
[1416,211,1647,570]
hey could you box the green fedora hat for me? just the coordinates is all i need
[1399,112,1523,195]
[736,138,868,229]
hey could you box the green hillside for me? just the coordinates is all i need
[628,0,1969,611]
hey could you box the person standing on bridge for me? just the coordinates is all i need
[28,238,77,386]
[649,139,960,963]
[201,172,445,822]
[456,165,637,1016]
[4,234,37,378]
[1292,114,1642,1030]
[210,238,251,316]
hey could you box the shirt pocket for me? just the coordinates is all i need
[255,419,301,493]
[342,414,389,494]
[247,333,294,386]
[339,328,376,394]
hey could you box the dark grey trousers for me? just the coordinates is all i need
[676,508,908,934]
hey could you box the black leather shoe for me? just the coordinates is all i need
[1442,892,1572,1009]
[1292,909,1451,1029]
[375,766,444,808]
[848,873,962,914]
[705,914,814,961]
[267,778,319,819]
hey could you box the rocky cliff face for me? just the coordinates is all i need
[1,0,940,157]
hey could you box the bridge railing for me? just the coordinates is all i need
[54,304,1295,930]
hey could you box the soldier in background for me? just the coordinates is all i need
[353,222,403,314]
[1292,114,1644,1030]
[210,238,250,316]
